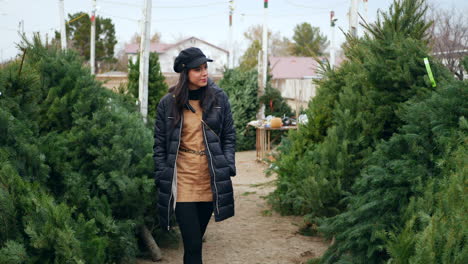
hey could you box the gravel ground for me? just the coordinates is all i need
[137,150,329,264]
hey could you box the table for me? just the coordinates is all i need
[253,126,298,162]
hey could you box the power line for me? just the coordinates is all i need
[100,0,139,8]
[241,11,328,17]
[99,11,139,22]
[100,0,228,9]
[100,11,224,23]
[154,1,227,8]
[101,10,328,25]
[153,13,224,22]
[283,0,347,9]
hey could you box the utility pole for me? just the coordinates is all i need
[262,0,268,90]
[90,0,96,75]
[330,11,337,69]
[257,0,268,120]
[139,0,152,123]
[257,50,263,119]
[58,0,67,50]
[228,0,234,69]
[349,0,358,37]
[18,20,24,34]
[363,0,368,24]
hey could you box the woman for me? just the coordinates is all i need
[153,47,236,264]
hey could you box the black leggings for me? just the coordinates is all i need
[175,202,214,264]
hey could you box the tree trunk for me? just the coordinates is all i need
[140,224,162,261]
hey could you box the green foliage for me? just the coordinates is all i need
[259,84,293,118]
[220,66,293,151]
[239,25,293,70]
[219,68,259,150]
[269,0,447,222]
[0,241,27,264]
[0,129,105,264]
[239,39,262,71]
[384,118,467,264]
[128,52,168,122]
[290,22,329,57]
[264,65,349,216]
[62,12,117,63]
[365,0,432,43]
[266,1,468,262]
[462,56,468,72]
[0,34,160,262]
[318,80,467,263]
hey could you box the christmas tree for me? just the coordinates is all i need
[0,35,165,262]
[128,52,168,123]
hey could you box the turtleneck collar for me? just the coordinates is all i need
[188,87,202,100]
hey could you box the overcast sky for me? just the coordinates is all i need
[1,0,467,64]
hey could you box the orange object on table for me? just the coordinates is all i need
[270,117,282,128]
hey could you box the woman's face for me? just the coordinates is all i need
[188,63,208,90]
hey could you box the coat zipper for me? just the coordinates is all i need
[202,123,220,215]
[201,119,220,140]
[167,114,183,230]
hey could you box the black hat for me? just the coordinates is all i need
[173,47,213,73]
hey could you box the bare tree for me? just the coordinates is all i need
[112,32,162,72]
[238,25,292,70]
[429,7,468,80]
[113,46,129,72]
[243,24,293,56]
[129,32,161,44]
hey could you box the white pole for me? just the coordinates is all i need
[58,0,67,50]
[331,27,335,68]
[363,0,368,25]
[228,0,234,69]
[18,20,24,33]
[349,0,358,37]
[257,50,264,120]
[262,0,268,89]
[330,11,336,69]
[257,0,268,120]
[90,0,96,74]
[139,0,152,123]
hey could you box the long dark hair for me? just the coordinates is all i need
[168,69,216,125]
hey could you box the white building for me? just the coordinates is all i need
[125,36,229,77]
[97,37,228,90]
[433,48,468,80]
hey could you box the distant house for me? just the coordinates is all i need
[269,56,325,114]
[433,49,468,80]
[125,36,229,86]
[97,37,228,90]
[95,71,128,91]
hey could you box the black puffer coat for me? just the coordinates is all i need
[153,79,236,231]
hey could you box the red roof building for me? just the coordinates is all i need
[269,56,325,115]
[270,56,324,79]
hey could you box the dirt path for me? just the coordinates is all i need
[139,151,329,264]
